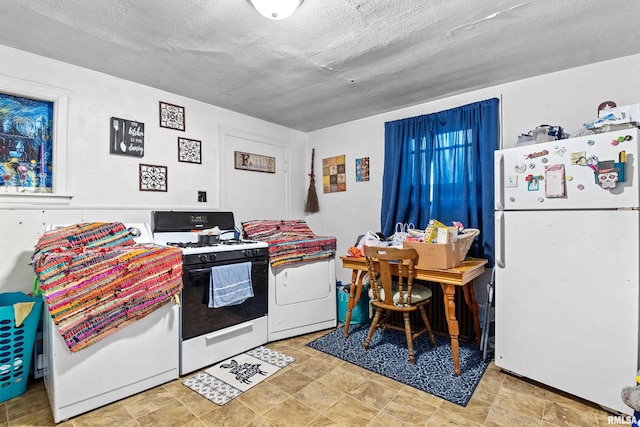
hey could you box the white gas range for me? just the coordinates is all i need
[151,211,270,375]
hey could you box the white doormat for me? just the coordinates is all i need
[182,346,295,405]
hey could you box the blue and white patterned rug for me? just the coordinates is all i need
[307,323,490,406]
[182,346,295,405]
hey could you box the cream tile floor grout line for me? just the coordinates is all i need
[2,329,619,426]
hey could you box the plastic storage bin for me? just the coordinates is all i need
[337,282,370,324]
[0,292,43,403]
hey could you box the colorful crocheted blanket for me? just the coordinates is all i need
[242,220,336,268]
[32,223,183,352]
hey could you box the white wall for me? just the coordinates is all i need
[0,45,306,292]
[3,42,639,295]
[306,53,640,286]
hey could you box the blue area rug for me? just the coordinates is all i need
[307,323,490,406]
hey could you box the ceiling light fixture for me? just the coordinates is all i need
[250,0,303,20]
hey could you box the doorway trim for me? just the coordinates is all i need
[217,125,291,217]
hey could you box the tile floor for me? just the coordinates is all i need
[1,329,621,426]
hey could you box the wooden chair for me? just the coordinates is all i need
[363,245,436,364]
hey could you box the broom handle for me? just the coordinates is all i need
[310,149,315,177]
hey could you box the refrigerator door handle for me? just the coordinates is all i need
[494,151,504,211]
[495,211,505,268]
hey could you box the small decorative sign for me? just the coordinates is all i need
[234,151,276,173]
[110,117,144,157]
[355,157,369,182]
[139,163,167,192]
[178,137,201,164]
[323,154,346,193]
[159,101,185,131]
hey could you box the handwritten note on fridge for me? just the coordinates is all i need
[545,164,566,198]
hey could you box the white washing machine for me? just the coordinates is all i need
[43,303,179,422]
[267,258,337,341]
[40,224,179,422]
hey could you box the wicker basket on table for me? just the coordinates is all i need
[457,228,480,261]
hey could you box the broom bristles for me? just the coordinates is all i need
[305,180,319,212]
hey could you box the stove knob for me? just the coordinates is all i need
[209,253,217,261]
[198,254,208,263]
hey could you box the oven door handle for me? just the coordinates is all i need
[188,259,268,274]
[188,267,215,274]
[205,322,253,341]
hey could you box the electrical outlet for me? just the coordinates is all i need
[197,191,207,202]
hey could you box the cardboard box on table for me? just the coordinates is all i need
[403,241,461,269]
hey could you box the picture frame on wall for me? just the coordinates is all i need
[234,151,276,173]
[0,91,54,193]
[139,163,168,192]
[178,137,201,164]
[355,157,370,182]
[322,154,346,193]
[110,117,144,157]
[159,101,185,131]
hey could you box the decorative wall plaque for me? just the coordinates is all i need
[356,157,369,182]
[178,137,201,164]
[234,151,276,173]
[110,117,144,157]
[139,163,167,192]
[159,101,185,131]
[322,154,346,193]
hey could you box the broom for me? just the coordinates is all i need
[305,148,319,212]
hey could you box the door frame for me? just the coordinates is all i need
[217,125,291,217]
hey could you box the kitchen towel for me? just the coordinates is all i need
[209,262,253,308]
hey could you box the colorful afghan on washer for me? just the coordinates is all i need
[32,222,183,352]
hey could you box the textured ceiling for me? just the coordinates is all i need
[0,0,639,132]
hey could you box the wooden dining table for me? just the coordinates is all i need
[340,255,488,375]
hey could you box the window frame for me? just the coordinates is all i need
[0,75,71,205]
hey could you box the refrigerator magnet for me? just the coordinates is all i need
[595,159,624,189]
[505,176,518,188]
[545,164,566,198]
[570,151,587,165]
[526,149,549,159]
[528,176,540,191]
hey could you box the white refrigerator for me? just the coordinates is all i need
[494,128,640,415]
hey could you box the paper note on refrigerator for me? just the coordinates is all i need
[545,164,566,198]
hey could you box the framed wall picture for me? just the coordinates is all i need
[234,151,276,173]
[0,92,54,193]
[178,137,201,164]
[159,101,185,131]
[322,154,346,193]
[355,157,370,182]
[139,163,168,192]
[110,117,144,157]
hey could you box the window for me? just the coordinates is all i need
[0,75,71,205]
[381,99,499,264]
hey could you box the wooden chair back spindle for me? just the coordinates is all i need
[363,245,436,364]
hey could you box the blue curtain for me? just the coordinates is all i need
[381,98,499,266]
